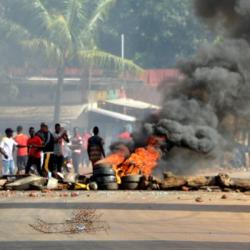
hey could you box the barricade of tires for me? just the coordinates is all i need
[92,164,119,190]
[121,175,142,190]
[91,165,143,190]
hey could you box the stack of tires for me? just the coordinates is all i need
[121,175,142,190]
[92,164,118,190]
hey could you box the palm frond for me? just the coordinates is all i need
[87,0,116,32]
[63,0,87,49]
[78,49,143,75]
[21,38,62,65]
[48,15,72,52]
[0,0,51,37]
[0,18,30,43]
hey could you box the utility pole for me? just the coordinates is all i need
[121,33,125,60]
[121,33,127,114]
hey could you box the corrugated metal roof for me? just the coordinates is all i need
[106,98,160,110]
[89,107,136,122]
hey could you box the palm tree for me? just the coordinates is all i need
[0,0,142,122]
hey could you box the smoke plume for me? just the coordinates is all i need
[136,0,250,174]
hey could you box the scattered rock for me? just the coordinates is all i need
[88,182,98,191]
[195,197,203,203]
[71,192,79,197]
[29,192,38,198]
[221,194,228,199]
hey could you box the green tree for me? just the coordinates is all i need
[0,0,142,122]
[97,0,212,68]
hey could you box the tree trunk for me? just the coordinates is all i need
[54,65,65,124]
[186,176,216,188]
[231,178,250,190]
[160,176,187,190]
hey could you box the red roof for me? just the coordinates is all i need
[140,69,180,87]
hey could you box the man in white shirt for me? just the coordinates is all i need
[0,128,18,175]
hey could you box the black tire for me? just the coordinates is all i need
[121,175,142,183]
[93,167,115,176]
[121,182,139,190]
[98,182,119,190]
[94,163,113,169]
[94,175,117,183]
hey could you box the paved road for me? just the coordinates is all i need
[0,241,250,250]
[0,192,250,249]
[0,201,250,212]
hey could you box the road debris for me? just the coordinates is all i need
[0,171,250,192]
[195,197,203,203]
[30,209,109,234]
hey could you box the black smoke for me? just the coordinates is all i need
[134,0,250,174]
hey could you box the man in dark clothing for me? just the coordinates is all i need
[88,126,105,167]
[26,127,43,176]
[37,123,54,175]
[53,123,69,173]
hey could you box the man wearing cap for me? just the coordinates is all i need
[14,125,28,175]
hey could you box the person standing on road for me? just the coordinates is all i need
[26,127,43,176]
[71,127,83,174]
[87,126,105,167]
[0,128,18,175]
[53,123,69,173]
[37,123,54,176]
[82,130,91,167]
[14,125,28,175]
[0,148,8,160]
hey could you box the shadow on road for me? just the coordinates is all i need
[0,202,249,212]
[0,241,249,250]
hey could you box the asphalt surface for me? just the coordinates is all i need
[0,191,250,249]
[0,241,249,250]
[0,202,250,212]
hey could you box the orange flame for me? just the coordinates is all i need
[95,136,162,182]
[117,145,160,177]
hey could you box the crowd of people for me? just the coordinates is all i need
[0,123,106,176]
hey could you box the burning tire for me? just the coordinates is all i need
[94,163,113,168]
[93,166,115,176]
[98,182,119,190]
[94,176,117,183]
[121,182,139,190]
[121,175,142,183]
